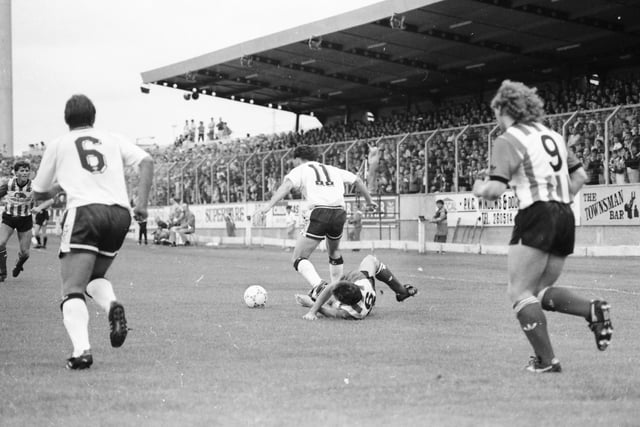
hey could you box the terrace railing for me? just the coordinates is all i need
[148,104,640,205]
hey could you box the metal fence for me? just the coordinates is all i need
[143,104,640,206]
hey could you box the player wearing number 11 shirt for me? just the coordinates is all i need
[257,145,383,300]
[473,80,612,374]
[32,94,153,370]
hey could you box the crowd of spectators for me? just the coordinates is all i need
[5,73,639,207]
[144,72,640,205]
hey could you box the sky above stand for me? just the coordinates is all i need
[11,0,379,154]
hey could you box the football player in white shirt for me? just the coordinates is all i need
[33,94,153,370]
[257,145,376,299]
[295,254,417,320]
[473,80,612,373]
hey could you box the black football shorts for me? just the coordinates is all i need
[510,201,575,257]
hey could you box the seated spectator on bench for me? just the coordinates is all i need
[153,217,171,245]
[169,205,196,246]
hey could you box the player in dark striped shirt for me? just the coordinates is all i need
[0,160,54,281]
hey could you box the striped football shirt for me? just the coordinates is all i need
[489,122,581,209]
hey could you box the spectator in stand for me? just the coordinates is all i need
[610,143,627,184]
[217,118,226,136]
[189,120,196,142]
[207,117,216,141]
[183,120,189,140]
[584,147,603,185]
[197,121,205,143]
[626,143,640,183]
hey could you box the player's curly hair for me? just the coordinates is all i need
[332,280,363,305]
[292,145,317,161]
[13,160,30,171]
[65,94,96,129]
[490,80,545,124]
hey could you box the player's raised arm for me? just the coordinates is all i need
[256,178,294,217]
[366,146,381,194]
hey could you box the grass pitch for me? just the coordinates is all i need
[1,237,639,426]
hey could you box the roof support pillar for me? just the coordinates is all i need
[0,0,13,156]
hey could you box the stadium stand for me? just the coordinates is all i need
[9,1,640,206]
[134,0,640,205]
[139,72,640,205]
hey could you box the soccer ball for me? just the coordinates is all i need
[243,285,268,308]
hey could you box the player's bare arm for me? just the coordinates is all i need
[473,178,507,201]
[316,305,353,320]
[352,177,375,208]
[303,282,337,320]
[0,179,8,199]
[33,182,63,202]
[257,179,294,216]
[568,167,588,197]
[134,156,154,221]
[32,198,55,214]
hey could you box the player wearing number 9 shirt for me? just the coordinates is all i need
[32,94,153,370]
[473,80,612,374]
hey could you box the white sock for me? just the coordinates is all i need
[297,259,323,288]
[329,263,344,284]
[86,278,117,312]
[62,298,90,357]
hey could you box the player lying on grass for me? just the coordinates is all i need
[257,146,380,303]
[296,254,417,320]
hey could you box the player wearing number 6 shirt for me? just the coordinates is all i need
[32,94,153,370]
[473,80,612,374]
[256,145,383,300]
[295,255,417,320]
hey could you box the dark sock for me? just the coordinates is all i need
[515,297,555,365]
[0,249,7,274]
[35,236,41,245]
[375,263,406,295]
[43,237,47,248]
[539,287,591,321]
[16,254,29,269]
